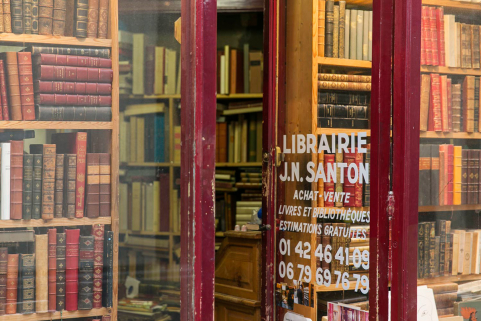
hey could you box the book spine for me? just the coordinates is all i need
[429,7,438,66]
[0,0,4,33]
[30,46,110,58]
[418,223,424,278]
[38,0,53,35]
[452,84,462,132]
[325,0,334,57]
[324,154,335,207]
[65,229,79,311]
[335,152,343,207]
[429,222,436,277]
[102,231,113,307]
[23,0,33,34]
[78,235,94,310]
[440,75,449,132]
[36,105,112,121]
[86,0,98,38]
[2,0,11,33]
[86,153,100,218]
[11,0,22,34]
[48,229,56,311]
[31,0,38,34]
[420,74,430,131]
[63,0,73,36]
[52,0,66,35]
[356,10,363,60]
[317,81,371,91]
[97,0,108,38]
[421,7,426,65]
[431,145,440,206]
[419,144,431,206]
[35,80,112,94]
[0,60,8,120]
[0,143,10,220]
[74,0,88,37]
[34,54,113,68]
[42,144,56,220]
[35,65,114,83]
[363,144,371,206]
[430,74,442,131]
[92,225,104,308]
[54,154,64,218]
[5,52,22,120]
[32,154,42,219]
[318,73,372,83]
[35,235,48,312]
[447,145,454,205]
[332,5,339,58]
[5,254,17,314]
[462,149,469,205]
[64,154,76,218]
[56,232,66,311]
[338,1,345,59]
[476,78,480,133]
[439,146,446,205]
[18,52,35,120]
[317,151,324,207]
[454,146,462,205]
[464,76,475,133]
[75,133,87,218]
[99,153,110,217]
[22,155,33,219]
[318,0,326,57]
[35,93,112,106]
[9,140,22,220]
[447,78,452,131]
[18,254,35,314]
[437,8,445,66]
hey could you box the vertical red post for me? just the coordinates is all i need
[180,0,217,319]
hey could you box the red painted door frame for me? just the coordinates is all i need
[180,0,217,320]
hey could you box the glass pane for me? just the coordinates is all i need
[418,2,481,318]
[276,0,373,320]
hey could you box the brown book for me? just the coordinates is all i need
[5,254,18,314]
[317,151,324,207]
[420,74,431,131]
[437,307,454,316]
[318,0,326,57]
[318,73,372,83]
[86,0,98,38]
[0,0,4,33]
[52,0,66,36]
[63,154,76,218]
[5,52,22,120]
[332,5,339,58]
[38,0,53,35]
[17,52,35,120]
[92,224,104,308]
[63,0,74,36]
[42,144,56,220]
[48,229,56,312]
[99,153,110,217]
[35,234,48,313]
[249,51,263,93]
[0,248,7,315]
[54,154,64,218]
[463,76,475,133]
[339,1,345,58]
[97,0,108,38]
[440,75,449,132]
[229,49,243,94]
[318,80,371,91]
[452,84,462,132]
[56,232,66,311]
[10,140,23,220]
[86,153,100,218]
[434,292,457,309]
[2,0,10,33]
[335,151,343,207]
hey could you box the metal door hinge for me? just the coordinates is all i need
[387,191,395,221]
[275,146,284,167]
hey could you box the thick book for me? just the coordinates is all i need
[18,52,35,120]
[318,81,371,91]
[436,8,445,67]
[431,145,440,206]
[23,0,33,34]
[0,143,10,220]
[318,73,371,83]
[33,54,112,68]
[476,78,480,133]
[324,0,334,57]
[462,149,468,205]
[86,0,98,38]
[318,92,369,105]
[0,60,9,120]
[35,234,48,313]
[63,154,76,218]
[32,154,42,219]
[86,153,100,218]
[54,154,64,218]
[74,0,88,37]
[52,0,66,36]
[452,84,462,132]
[356,10,363,60]
[32,0,38,34]
[317,104,368,119]
[332,5,339,58]
[0,249,8,315]
[97,0,108,38]
[36,106,112,121]
[439,145,447,205]
[52,132,87,218]
[99,153,110,217]
[318,118,369,129]
[5,254,18,314]
[419,144,431,206]
[429,7,438,66]
[18,254,35,314]
[440,75,448,132]
[463,76,475,133]
[35,93,111,106]
[23,154,33,219]
[29,46,110,58]
[11,0,22,34]
[349,9,357,60]
[0,130,34,142]
[38,0,53,35]
[78,235,94,310]
[48,229,56,311]
[339,1,345,58]
[344,9,350,59]
[2,0,11,33]
[35,65,113,82]
[42,144,56,219]
[5,52,22,120]
[447,145,454,205]
[447,78,452,131]
[429,73,442,131]
[92,225,104,308]
[10,140,23,220]
[35,80,111,94]
[56,232,66,311]
[65,229,79,311]
[64,0,73,36]
[102,231,113,308]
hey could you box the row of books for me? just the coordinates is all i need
[235,201,261,226]
[418,144,481,206]
[0,0,109,38]
[327,302,369,320]
[0,227,113,314]
[319,1,373,61]
[217,45,263,95]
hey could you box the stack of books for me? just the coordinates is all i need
[319,1,373,61]
[425,283,459,317]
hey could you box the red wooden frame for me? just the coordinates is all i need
[180,0,217,320]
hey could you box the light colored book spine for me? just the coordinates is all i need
[350,9,357,60]
[165,49,177,95]
[220,55,226,95]
[339,1,345,58]
[333,5,339,58]
[119,112,129,163]
[132,33,145,95]
[356,10,363,60]
[1,143,10,220]
[368,11,373,61]
[241,116,248,162]
[154,46,165,95]
[444,16,450,67]
[243,43,249,93]
[153,181,160,232]
[144,183,154,232]
[345,9,350,59]
[362,11,369,60]
[224,45,230,94]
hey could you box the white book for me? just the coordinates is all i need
[448,15,457,67]
[345,9,350,59]
[1,143,10,220]
[350,9,357,60]
[453,229,466,273]
[220,55,226,94]
[224,45,230,94]
[356,10,363,60]
[132,33,146,95]
[362,11,369,60]
[368,11,373,61]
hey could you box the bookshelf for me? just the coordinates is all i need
[419,205,481,212]
[0,121,114,130]
[0,308,111,321]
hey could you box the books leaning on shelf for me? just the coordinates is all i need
[319,1,372,61]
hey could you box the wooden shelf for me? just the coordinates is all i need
[121,93,262,100]
[119,0,263,13]
[0,33,112,47]
[0,121,113,130]
[0,308,110,320]
[223,107,262,115]
[217,94,263,100]
[421,65,481,76]
[0,217,111,228]
[119,243,169,252]
[216,162,262,167]
[418,274,481,286]
[316,128,371,136]
[422,0,481,11]
[419,205,481,212]
[122,162,172,167]
[420,131,481,139]
[318,57,372,69]
[120,230,180,236]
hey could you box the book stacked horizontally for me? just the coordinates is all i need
[319,1,373,61]
[2,0,110,38]
[426,283,458,317]
[30,46,113,121]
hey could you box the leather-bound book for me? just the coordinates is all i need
[35,94,112,106]
[431,145,440,206]
[5,52,22,120]
[35,65,114,83]
[35,81,112,94]
[35,234,48,312]
[97,0,107,38]
[339,1,345,58]
[74,0,88,37]
[447,78,452,132]
[23,155,33,220]
[42,144,56,219]
[23,0,33,34]
[36,106,112,121]
[33,54,113,68]
[0,0,4,33]
[420,75,430,132]
[439,220,446,276]
[462,149,469,205]
[475,78,480,133]
[17,52,35,120]
[18,254,34,314]
[439,145,447,206]
[463,76,475,133]
[11,0,22,34]
[452,84,462,132]
[86,0,98,38]
[64,0,74,36]
[332,5,338,58]
[86,153,100,218]
[102,231,113,307]
[317,81,371,91]
[324,154,335,207]
[428,73,441,132]
[468,150,479,205]
[48,229,56,311]
[342,152,355,207]
[29,46,110,58]
[418,223,425,278]
[363,144,371,206]
[99,154,110,216]
[38,0,53,35]
[63,154,76,218]
[52,133,87,218]
[318,0,326,57]
[447,145,454,205]
[92,224,103,308]
[334,151,343,207]
[56,232,66,311]
[0,60,8,120]
[54,154,64,218]
[440,75,448,132]
[429,222,436,277]
[52,0,66,36]
[5,254,18,314]
[2,0,11,33]
[436,8,445,67]
[31,0,38,33]
[65,229,79,311]
[429,7,438,66]
[32,154,42,219]
[324,0,334,57]
[0,248,8,315]
[453,146,462,205]
[10,140,23,220]
[78,235,94,310]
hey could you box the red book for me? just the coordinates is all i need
[430,74,442,132]
[159,173,170,231]
[342,152,356,207]
[35,65,113,83]
[5,254,18,315]
[447,144,454,205]
[422,7,432,65]
[35,93,112,106]
[429,7,439,66]
[99,154,111,217]
[436,8,446,67]
[354,150,364,207]
[0,248,8,315]
[17,52,35,120]
[35,81,112,95]
[324,154,335,207]
[447,78,452,131]
[439,145,449,205]
[10,141,23,220]
[0,60,8,120]
[48,229,56,312]
[33,54,112,68]
[52,133,88,218]
[92,225,104,309]
[421,6,426,65]
[440,75,449,132]
[65,229,79,311]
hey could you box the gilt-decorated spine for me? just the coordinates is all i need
[56,232,66,311]
[41,144,56,220]
[48,228,56,312]
[52,0,66,35]
[74,0,88,37]
[38,0,53,35]
[54,154,64,218]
